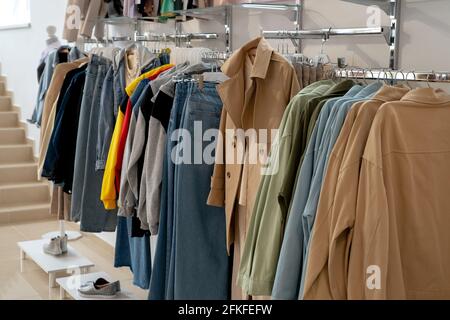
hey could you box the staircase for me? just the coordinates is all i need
[0,73,51,225]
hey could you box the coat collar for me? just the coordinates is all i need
[221,37,274,80]
[218,37,274,128]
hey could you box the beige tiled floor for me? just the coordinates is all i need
[0,219,148,300]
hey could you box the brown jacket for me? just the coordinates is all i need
[207,37,300,251]
[347,88,450,299]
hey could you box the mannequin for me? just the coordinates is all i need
[40,26,62,63]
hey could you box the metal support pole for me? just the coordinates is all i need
[225,5,233,53]
[295,0,302,53]
[389,0,401,69]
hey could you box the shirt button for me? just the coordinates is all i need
[226,172,231,179]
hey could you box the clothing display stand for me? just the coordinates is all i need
[18,239,94,296]
[41,221,82,241]
[262,0,401,69]
[57,271,136,300]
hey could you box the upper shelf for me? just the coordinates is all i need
[101,2,301,25]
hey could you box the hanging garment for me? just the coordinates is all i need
[50,70,88,194]
[114,216,152,289]
[238,80,354,297]
[207,37,300,299]
[278,80,355,218]
[272,83,364,300]
[296,82,383,297]
[346,88,450,299]
[302,85,410,300]
[150,82,193,300]
[137,63,211,232]
[50,185,71,221]
[38,57,89,177]
[41,65,88,181]
[113,44,155,111]
[30,46,83,126]
[101,64,173,210]
[169,82,229,299]
[274,81,382,300]
[71,55,117,232]
[118,81,153,217]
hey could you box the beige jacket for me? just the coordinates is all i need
[347,88,450,299]
[207,37,300,251]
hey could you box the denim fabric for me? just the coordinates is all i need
[114,216,152,289]
[30,46,84,126]
[113,58,127,119]
[71,54,118,232]
[96,65,115,171]
[149,82,192,300]
[171,83,229,299]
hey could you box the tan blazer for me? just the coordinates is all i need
[207,37,300,251]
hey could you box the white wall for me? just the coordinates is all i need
[0,0,67,150]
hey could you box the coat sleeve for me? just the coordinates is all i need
[345,158,389,300]
[207,107,226,207]
[96,65,115,171]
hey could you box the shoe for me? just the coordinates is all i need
[43,237,62,256]
[43,234,68,256]
[78,278,121,299]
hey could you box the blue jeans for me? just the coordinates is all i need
[150,82,229,299]
[71,54,117,232]
[149,82,192,300]
[172,83,229,299]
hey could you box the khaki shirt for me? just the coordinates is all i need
[207,37,300,251]
[347,88,450,299]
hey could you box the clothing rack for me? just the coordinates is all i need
[262,0,401,69]
[134,32,219,42]
[335,69,450,83]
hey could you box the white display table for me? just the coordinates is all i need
[56,271,137,300]
[18,239,95,291]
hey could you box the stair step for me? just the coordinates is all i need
[0,202,51,225]
[0,182,49,206]
[0,96,11,111]
[0,111,19,128]
[0,82,5,96]
[0,128,26,144]
[0,163,38,184]
[0,144,34,164]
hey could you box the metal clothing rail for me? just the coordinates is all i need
[263,27,388,41]
[133,32,219,42]
[335,69,450,83]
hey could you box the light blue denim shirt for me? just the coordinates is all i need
[271,84,363,300]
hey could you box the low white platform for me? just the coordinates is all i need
[18,239,94,293]
[57,272,137,300]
